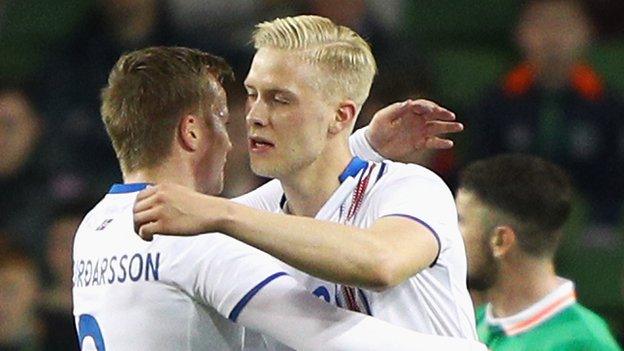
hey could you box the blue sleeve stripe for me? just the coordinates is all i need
[228,272,289,322]
[381,214,441,267]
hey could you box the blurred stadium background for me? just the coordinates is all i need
[0,0,622,349]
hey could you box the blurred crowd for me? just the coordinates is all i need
[0,0,622,349]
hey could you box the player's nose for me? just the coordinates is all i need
[246,102,269,127]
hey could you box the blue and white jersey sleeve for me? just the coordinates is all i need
[158,234,287,321]
[372,164,459,259]
[231,179,282,211]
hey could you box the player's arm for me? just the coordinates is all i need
[135,183,440,291]
[238,272,487,351]
[222,211,438,290]
[163,235,486,351]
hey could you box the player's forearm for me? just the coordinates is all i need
[218,202,397,290]
[239,274,488,351]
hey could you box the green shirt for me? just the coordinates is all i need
[476,280,621,351]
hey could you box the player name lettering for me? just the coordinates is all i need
[73,252,161,287]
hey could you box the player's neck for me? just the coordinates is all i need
[123,162,197,191]
[488,257,559,318]
[280,146,353,218]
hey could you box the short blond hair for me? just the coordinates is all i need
[252,15,377,106]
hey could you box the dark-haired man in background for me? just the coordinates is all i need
[456,154,621,350]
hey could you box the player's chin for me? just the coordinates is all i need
[249,159,278,179]
[466,272,496,292]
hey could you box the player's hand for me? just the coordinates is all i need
[133,183,227,241]
[367,99,463,163]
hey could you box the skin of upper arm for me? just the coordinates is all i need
[366,216,439,289]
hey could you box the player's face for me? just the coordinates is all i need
[456,189,499,291]
[196,83,232,195]
[244,48,337,179]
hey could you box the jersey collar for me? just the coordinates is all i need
[108,183,150,194]
[338,157,369,183]
[485,278,577,336]
[280,157,369,214]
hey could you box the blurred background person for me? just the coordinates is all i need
[467,0,624,224]
[38,202,89,351]
[166,0,277,73]
[460,1,624,333]
[456,154,621,350]
[0,87,54,261]
[0,240,43,351]
[38,0,180,198]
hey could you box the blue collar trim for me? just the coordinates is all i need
[338,157,368,183]
[108,183,150,194]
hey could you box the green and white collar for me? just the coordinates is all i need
[485,278,576,336]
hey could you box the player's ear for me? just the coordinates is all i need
[329,100,357,135]
[178,114,203,151]
[490,225,516,259]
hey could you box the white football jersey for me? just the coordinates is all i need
[236,157,477,340]
[72,183,289,351]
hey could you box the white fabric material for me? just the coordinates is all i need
[73,190,286,350]
[235,160,478,348]
[73,188,485,351]
[241,278,487,351]
[348,127,384,162]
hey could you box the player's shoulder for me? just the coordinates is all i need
[153,231,273,264]
[541,303,621,350]
[74,195,122,236]
[372,160,452,195]
[376,160,446,183]
[561,304,620,339]
[75,193,136,234]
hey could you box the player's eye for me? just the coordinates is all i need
[245,89,258,100]
[273,95,290,105]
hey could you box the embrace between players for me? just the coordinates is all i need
[72,15,485,350]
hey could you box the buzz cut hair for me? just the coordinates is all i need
[252,15,377,107]
[458,154,573,258]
